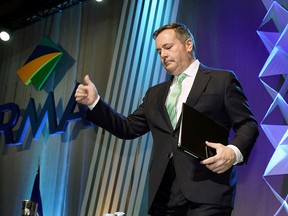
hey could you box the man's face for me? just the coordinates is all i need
[155,29,193,76]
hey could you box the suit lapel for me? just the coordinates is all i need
[186,64,211,107]
[160,65,212,130]
[160,77,174,130]
[174,64,211,129]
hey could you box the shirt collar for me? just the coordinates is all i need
[182,59,200,77]
[174,59,200,80]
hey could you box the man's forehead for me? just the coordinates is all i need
[156,29,176,38]
[155,30,177,44]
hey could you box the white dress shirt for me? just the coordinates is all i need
[165,60,199,122]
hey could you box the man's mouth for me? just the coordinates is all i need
[164,60,172,66]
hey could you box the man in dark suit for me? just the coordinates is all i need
[75,23,259,215]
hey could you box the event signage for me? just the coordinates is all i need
[0,83,91,146]
[17,37,63,90]
[0,36,90,146]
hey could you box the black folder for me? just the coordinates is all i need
[178,103,229,160]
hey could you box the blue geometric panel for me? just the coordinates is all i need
[258,1,288,215]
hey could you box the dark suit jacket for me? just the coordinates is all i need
[85,64,259,210]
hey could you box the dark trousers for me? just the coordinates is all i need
[149,159,232,216]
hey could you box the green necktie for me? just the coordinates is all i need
[166,73,187,128]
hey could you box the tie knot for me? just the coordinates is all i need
[177,73,187,83]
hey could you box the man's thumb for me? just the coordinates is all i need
[84,75,92,85]
[205,141,217,149]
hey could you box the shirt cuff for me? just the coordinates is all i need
[88,96,100,110]
[227,145,243,165]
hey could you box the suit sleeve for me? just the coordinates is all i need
[85,98,150,139]
[224,72,259,163]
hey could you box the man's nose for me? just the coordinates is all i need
[160,50,167,59]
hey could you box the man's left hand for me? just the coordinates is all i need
[200,141,236,174]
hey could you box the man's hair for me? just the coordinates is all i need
[153,22,196,56]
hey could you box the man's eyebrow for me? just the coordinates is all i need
[159,42,173,48]
[156,43,173,50]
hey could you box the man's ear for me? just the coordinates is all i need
[186,39,193,53]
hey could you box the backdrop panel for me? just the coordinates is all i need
[0,0,287,216]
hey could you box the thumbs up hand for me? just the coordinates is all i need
[75,75,99,106]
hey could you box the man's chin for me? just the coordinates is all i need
[164,66,175,75]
